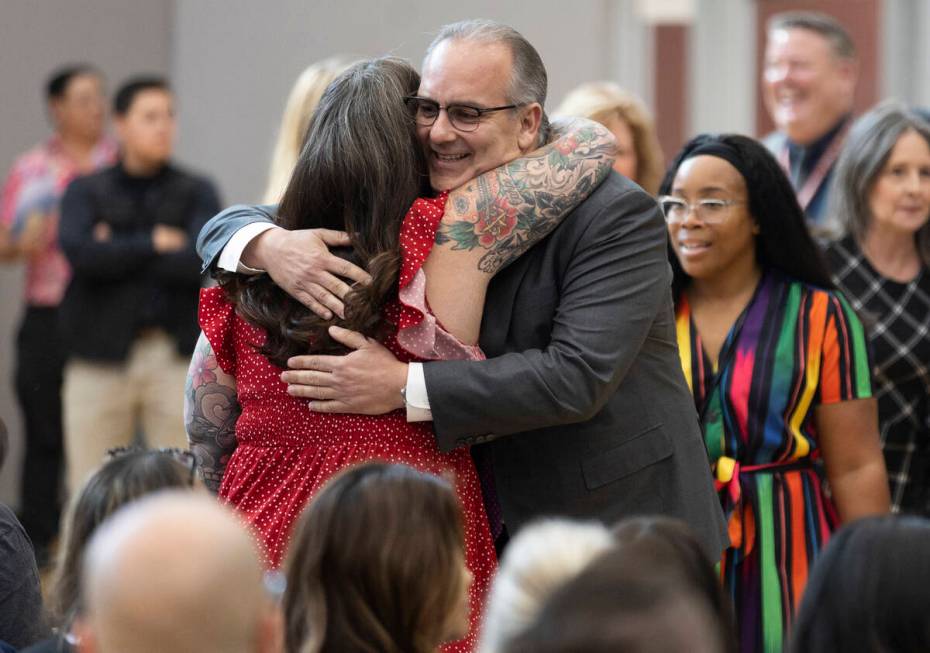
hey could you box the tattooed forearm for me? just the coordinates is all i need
[184,333,240,493]
[439,118,617,274]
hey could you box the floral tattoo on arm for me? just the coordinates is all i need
[437,119,617,273]
[184,333,240,493]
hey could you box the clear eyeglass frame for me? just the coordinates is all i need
[658,195,744,224]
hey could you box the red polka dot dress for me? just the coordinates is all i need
[198,193,495,652]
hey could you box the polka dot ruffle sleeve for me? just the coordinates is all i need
[395,192,484,362]
[198,286,239,376]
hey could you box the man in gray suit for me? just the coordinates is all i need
[197,20,727,557]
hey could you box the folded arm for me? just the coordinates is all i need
[148,180,221,284]
[184,332,240,493]
[59,179,160,279]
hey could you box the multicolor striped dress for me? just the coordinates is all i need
[675,270,872,653]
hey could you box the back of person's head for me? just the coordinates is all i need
[791,515,930,653]
[75,491,276,653]
[112,76,170,117]
[767,11,857,60]
[262,57,356,204]
[52,447,197,627]
[425,19,549,144]
[612,517,736,653]
[283,462,468,653]
[828,100,930,263]
[555,81,664,194]
[503,544,727,653]
[220,56,426,365]
[478,519,612,653]
[660,132,833,300]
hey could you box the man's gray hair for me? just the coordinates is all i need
[425,19,550,144]
[768,11,857,60]
[828,100,930,264]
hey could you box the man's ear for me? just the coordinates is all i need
[836,57,859,99]
[516,103,543,151]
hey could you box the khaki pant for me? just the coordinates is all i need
[63,329,189,492]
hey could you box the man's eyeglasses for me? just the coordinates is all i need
[658,196,744,225]
[106,445,198,486]
[404,96,520,132]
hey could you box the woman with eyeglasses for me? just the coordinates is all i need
[659,134,889,653]
[823,103,930,516]
[186,56,615,652]
[21,447,198,653]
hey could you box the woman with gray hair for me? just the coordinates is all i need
[477,519,613,653]
[824,101,930,515]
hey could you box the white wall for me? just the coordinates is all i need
[0,0,174,506]
[690,0,756,136]
[171,0,648,204]
[882,0,930,107]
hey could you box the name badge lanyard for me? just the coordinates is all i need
[777,122,851,211]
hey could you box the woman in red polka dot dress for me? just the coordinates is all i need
[185,57,616,652]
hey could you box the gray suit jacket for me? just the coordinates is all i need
[196,174,728,558]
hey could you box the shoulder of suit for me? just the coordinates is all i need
[574,171,657,216]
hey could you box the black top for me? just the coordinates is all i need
[826,236,930,513]
[0,504,48,648]
[58,162,221,361]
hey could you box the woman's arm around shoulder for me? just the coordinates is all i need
[439,117,617,275]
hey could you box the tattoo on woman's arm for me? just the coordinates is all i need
[184,335,240,493]
[437,121,617,273]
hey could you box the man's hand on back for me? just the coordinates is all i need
[281,326,408,415]
[243,227,371,320]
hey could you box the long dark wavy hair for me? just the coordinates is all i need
[218,57,429,366]
[659,133,834,302]
[283,462,467,653]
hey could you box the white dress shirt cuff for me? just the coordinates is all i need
[217,222,278,274]
[405,362,433,422]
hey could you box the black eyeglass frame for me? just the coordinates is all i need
[404,96,522,132]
